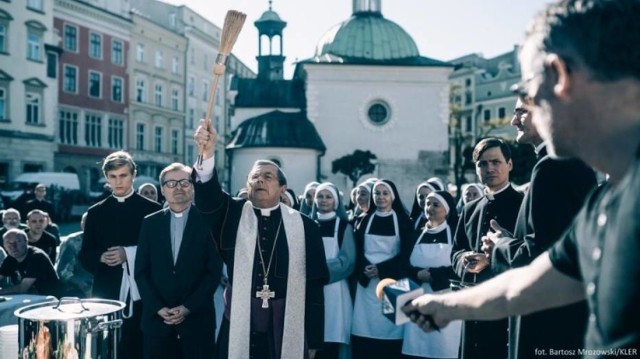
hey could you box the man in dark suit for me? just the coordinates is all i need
[483,100,597,358]
[193,120,329,359]
[24,184,56,222]
[451,137,524,359]
[136,162,222,359]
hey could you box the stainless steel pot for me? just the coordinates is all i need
[14,297,125,359]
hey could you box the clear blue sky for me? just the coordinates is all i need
[162,0,551,77]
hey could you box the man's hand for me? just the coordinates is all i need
[100,247,127,267]
[403,294,452,333]
[364,264,378,279]
[463,252,490,274]
[482,219,512,257]
[157,307,173,321]
[163,305,191,325]
[193,119,217,160]
[308,349,317,359]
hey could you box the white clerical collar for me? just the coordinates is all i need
[254,203,280,217]
[424,220,447,234]
[170,205,191,218]
[374,209,394,217]
[317,211,336,220]
[485,182,511,201]
[113,188,135,203]
[534,142,546,154]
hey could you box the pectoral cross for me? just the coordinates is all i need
[256,284,275,308]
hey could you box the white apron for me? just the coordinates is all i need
[322,217,353,344]
[352,211,404,339]
[402,222,462,358]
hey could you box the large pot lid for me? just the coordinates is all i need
[15,298,125,321]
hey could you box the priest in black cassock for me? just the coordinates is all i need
[193,120,329,359]
[484,100,597,359]
[79,151,161,359]
[451,137,524,359]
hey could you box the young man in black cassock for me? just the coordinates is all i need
[451,138,524,359]
[79,151,161,359]
[193,120,329,359]
[483,100,597,359]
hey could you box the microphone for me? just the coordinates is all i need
[376,278,440,331]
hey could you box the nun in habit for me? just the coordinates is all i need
[351,179,412,359]
[300,181,320,216]
[281,188,300,211]
[349,178,377,229]
[402,190,462,359]
[310,183,356,359]
[409,180,441,231]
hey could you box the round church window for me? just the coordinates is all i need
[367,102,391,125]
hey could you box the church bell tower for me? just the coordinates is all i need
[255,0,287,80]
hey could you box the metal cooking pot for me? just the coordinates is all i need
[14,297,125,358]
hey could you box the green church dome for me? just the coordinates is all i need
[314,12,419,61]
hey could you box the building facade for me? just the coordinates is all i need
[448,47,521,185]
[53,0,132,193]
[229,0,452,204]
[128,11,187,178]
[0,0,60,186]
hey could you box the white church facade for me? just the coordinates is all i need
[228,0,452,203]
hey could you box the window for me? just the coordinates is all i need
[203,54,208,71]
[27,29,42,61]
[367,101,391,126]
[169,13,177,28]
[108,118,124,149]
[498,107,506,119]
[27,0,43,11]
[85,114,102,147]
[154,127,163,152]
[89,32,102,59]
[59,110,78,145]
[202,81,209,101]
[172,56,179,74]
[111,76,123,103]
[112,40,123,65]
[155,51,163,68]
[465,78,471,87]
[136,123,145,150]
[0,87,6,120]
[187,145,194,164]
[63,65,77,93]
[188,76,194,96]
[88,71,101,98]
[46,51,57,78]
[188,108,194,129]
[484,109,491,122]
[465,116,472,132]
[171,129,179,155]
[171,89,179,111]
[136,43,144,62]
[25,92,40,125]
[63,25,77,51]
[136,79,145,102]
[154,84,163,107]
[0,23,7,53]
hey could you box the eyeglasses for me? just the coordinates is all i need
[510,72,543,105]
[162,179,192,188]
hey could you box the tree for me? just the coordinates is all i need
[332,150,378,187]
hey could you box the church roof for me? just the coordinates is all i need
[315,11,420,62]
[232,78,305,108]
[227,111,326,152]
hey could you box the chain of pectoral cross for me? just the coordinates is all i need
[255,217,283,308]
